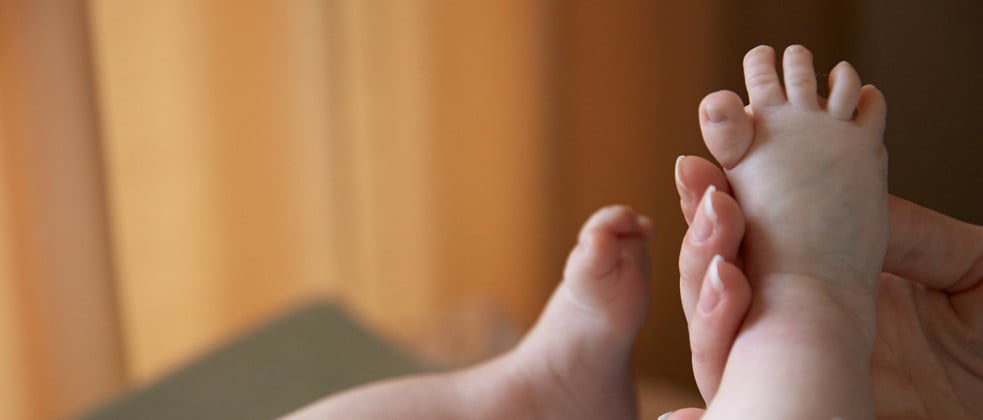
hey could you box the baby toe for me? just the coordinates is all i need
[743,45,786,109]
[570,205,641,279]
[782,45,820,110]
[856,84,888,134]
[699,91,755,170]
[826,61,862,120]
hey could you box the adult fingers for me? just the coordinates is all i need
[675,155,733,225]
[688,255,752,403]
[678,186,746,323]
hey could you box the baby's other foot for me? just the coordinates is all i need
[501,205,652,420]
[284,207,659,420]
[698,45,888,332]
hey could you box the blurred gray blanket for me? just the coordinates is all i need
[82,302,423,420]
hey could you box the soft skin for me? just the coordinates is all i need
[677,44,889,420]
[674,155,983,419]
[285,205,752,420]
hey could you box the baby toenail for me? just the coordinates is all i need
[705,104,726,123]
[657,411,673,420]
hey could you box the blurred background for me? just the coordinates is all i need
[1,1,980,419]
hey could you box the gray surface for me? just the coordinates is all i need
[82,302,424,420]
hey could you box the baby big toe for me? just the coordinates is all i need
[699,91,755,170]
[561,206,651,321]
[567,205,644,279]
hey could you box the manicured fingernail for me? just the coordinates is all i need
[703,186,718,222]
[657,412,673,420]
[705,103,726,123]
[700,255,725,314]
[709,255,725,292]
[690,185,716,242]
[674,155,692,199]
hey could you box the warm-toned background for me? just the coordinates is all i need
[1,1,980,419]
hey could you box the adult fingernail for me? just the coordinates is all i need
[675,155,693,200]
[700,255,725,314]
[657,411,674,420]
[690,185,716,242]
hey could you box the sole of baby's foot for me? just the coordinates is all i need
[695,45,886,420]
[470,205,652,420]
[699,45,888,331]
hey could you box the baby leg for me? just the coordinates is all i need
[287,206,752,419]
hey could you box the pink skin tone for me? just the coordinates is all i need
[286,205,751,420]
[286,44,983,419]
[668,46,888,419]
[670,46,983,419]
[681,44,889,419]
[672,163,983,420]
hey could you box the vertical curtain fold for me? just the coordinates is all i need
[88,1,340,383]
[0,2,123,419]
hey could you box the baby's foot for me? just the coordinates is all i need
[474,205,756,419]
[494,205,653,420]
[693,45,888,418]
[699,45,888,334]
[287,206,753,419]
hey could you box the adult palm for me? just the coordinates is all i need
[868,195,982,419]
[674,156,983,419]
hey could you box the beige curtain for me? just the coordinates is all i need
[3,1,981,419]
[0,2,602,417]
[1,2,122,419]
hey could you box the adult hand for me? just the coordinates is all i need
[674,155,983,419]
